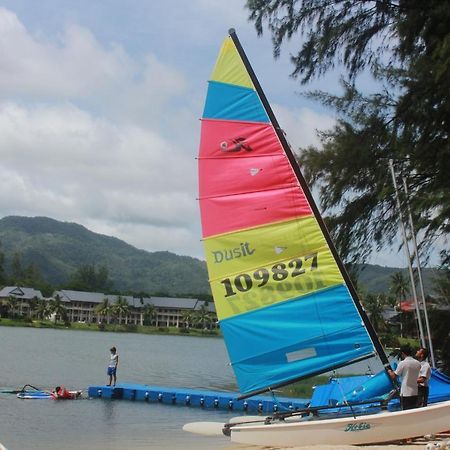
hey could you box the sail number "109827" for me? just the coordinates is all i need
[220,253,318,298]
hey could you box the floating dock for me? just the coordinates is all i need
[88,383,308,413]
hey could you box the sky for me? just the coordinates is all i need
[0,0,423,267]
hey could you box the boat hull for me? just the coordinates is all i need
[17,390,52,399]
[230,400,450,447]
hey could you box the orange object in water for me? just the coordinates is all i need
[51,386,82,400]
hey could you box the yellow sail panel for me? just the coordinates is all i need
[204,216,327,280]
[210,249,344,319]
[210,37,254,89]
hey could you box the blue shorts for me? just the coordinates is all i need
[107,367,116,376]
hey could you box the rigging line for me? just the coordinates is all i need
[269,389,292,412]
[389,160,426,348]
[332,371,358,419]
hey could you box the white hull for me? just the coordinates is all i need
[230,400,450,447]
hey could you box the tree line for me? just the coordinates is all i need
[358,270,450,372]
[246,0,449,267]
[0,242,211,300]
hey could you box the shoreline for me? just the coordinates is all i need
[0,318,221,337]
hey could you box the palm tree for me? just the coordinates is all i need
[390,272,410,304]
[361,293,387,334]
[113,296,129,325]
[35,300,51,320]
[390,271,410,338]
[49,295,67,324]
[4,296,18,318]
[95,298,112,324]
[180,309,193,329]
[142,303,156,326]
[27,295,39,319]
[193,303,213,330]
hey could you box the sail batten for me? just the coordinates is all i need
[198,30,390,397]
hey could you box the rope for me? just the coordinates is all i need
[269,389,293,412]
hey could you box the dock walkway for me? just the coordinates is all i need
[88,383,308,413]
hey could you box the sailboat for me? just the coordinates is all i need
[184,29,450,447]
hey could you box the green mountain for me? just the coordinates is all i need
[0,216,210,296]
[356,263,438,295]
[0,215,439,297]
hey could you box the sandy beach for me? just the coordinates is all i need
[228,434,450,450]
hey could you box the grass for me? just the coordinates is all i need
[0,317,221,337]
[278,375,332,399]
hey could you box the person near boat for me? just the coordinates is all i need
[387,345,421,410]
[416,347,432,407]
[107,346,118,386]
[51,385,81,399]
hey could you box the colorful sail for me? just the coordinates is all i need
[198,30,382,397]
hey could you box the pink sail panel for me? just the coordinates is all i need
[199,117,312,237]
[199,119,283,159]
[200,185,312,238]
[199,153,298,198]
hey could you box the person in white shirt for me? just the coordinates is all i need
[388,345,421,410]
[416,347,432,407]
[107,346,119,386]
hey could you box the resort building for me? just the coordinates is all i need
[54,290,217,327]
[0,286,44,317]
[0,286,216,328]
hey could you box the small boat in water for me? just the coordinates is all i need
[16,384,82,400]
[17,390,52,399]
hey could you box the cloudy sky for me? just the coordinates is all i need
[0,0,414,266]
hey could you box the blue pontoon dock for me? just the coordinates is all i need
[88,370,450,414]
[88,383,309,413]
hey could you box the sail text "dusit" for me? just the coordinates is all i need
[212,242,255,264]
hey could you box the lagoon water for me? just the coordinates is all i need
[0,327,381,450]
[0,327,241,450]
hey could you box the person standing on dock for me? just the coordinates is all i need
[107,346,119,386]
[416,347,431,407]
[387,345,421,410]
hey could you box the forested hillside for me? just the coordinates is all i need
[0,216,210,296]
[356,264,438,295]
[0,216,439,297]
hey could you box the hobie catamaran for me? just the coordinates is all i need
[183,29,450,446]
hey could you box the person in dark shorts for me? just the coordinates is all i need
[416,347,431,407]
[387,345,421,410]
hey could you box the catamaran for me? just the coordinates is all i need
[183,29,450,447]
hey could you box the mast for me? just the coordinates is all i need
[228,28,392,374]
[401,176,436,366]
[389,160,426,348]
